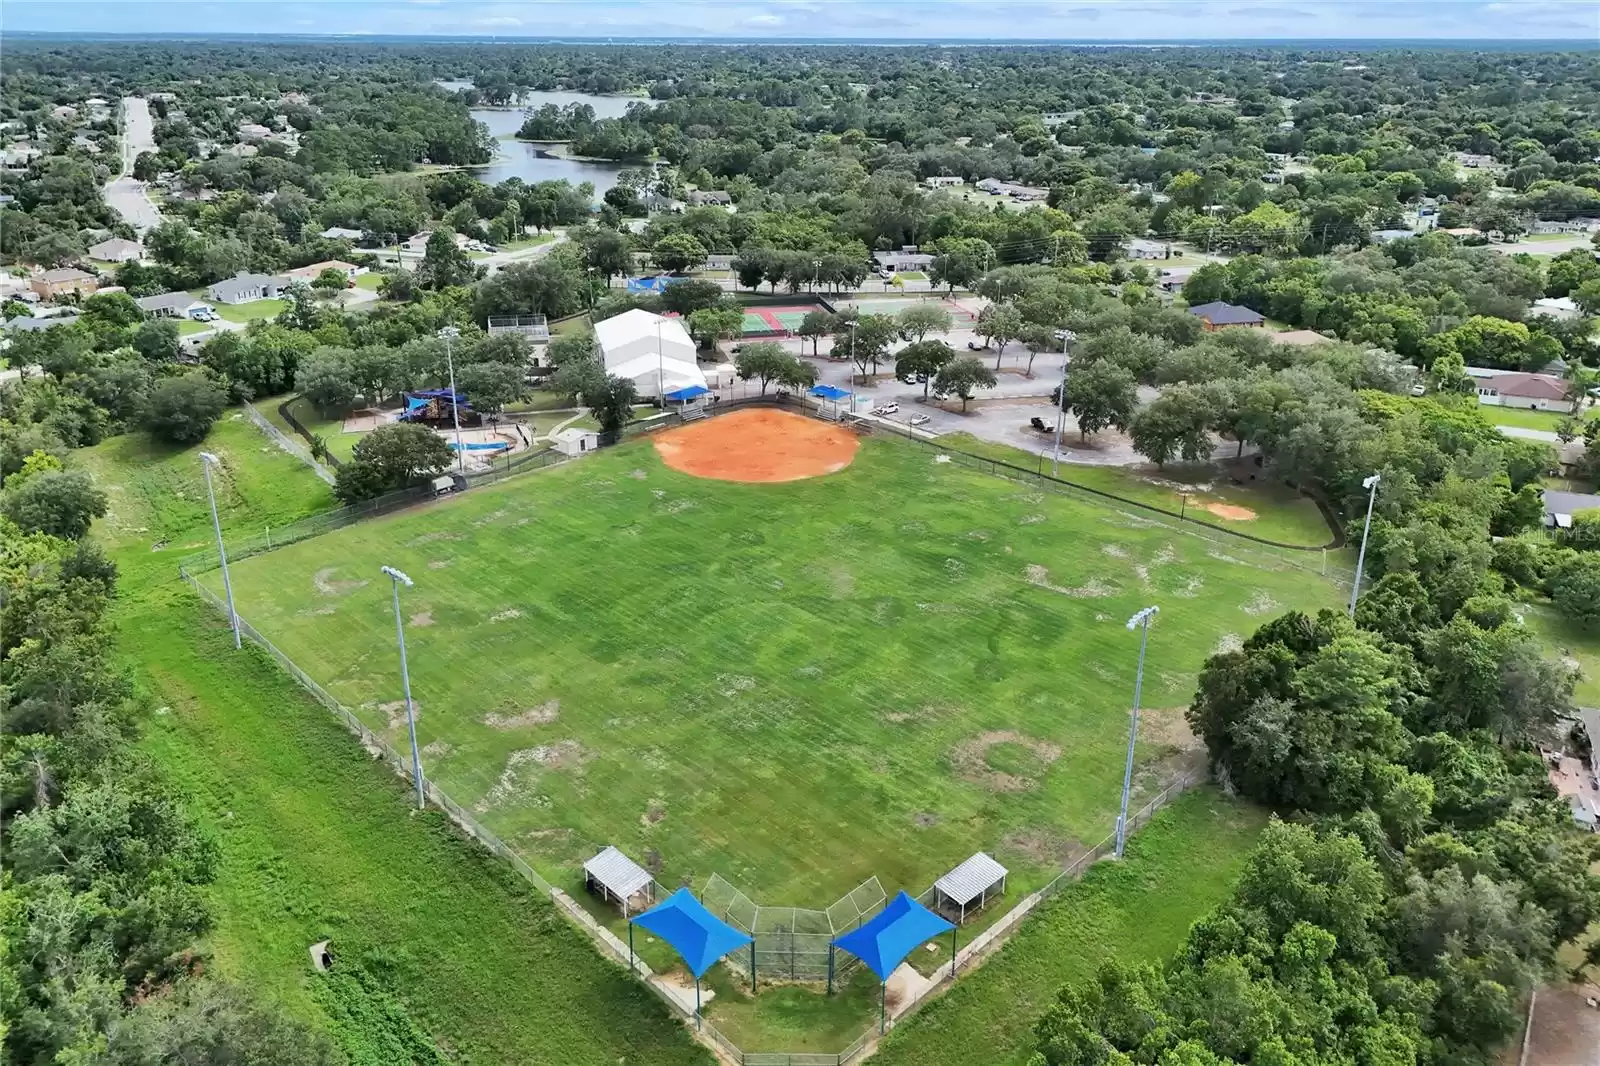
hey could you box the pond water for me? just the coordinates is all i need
[456,89,654,193]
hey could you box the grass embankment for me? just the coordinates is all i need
[205,431,1335,915]
[937,432,1336,548]
[85,418,710,1066]
[874,790,1266,1066]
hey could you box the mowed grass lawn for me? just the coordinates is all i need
[205,296,288,323]
[209,431,1337,908]
[874,790,1266,1066]
[1482,405,1597,433]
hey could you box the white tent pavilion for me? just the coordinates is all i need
[594,308,708,399]
[582,845,656,916]
[933,852,1008,923]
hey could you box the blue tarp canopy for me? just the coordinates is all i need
[832,891,954,982]
[630,888,753,979]
[811,384,850,401]
[626,275,689,294]
[665,385,710,402]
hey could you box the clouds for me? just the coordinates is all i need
[2,0,1594,39]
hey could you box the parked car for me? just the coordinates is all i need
[872,402,900,416]
[967,340,987,350]
[189,307,218,322]
[1409,384,1427,396]
[908,413,931,427]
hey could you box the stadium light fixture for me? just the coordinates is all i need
[437,327,466,473]
[382,565,425,808]
[198,451,240,649]
[1115,605,1159,858]
[1348,473,1381,617]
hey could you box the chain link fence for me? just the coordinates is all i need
[701,875,886,984]
[242,400,337,485]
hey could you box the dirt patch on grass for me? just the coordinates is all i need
[641,797,667,827]
[409,611,434,627]
[1025,563,1113,598]
[313,567,369,596]
[475,742,587,812]
[421,739,454,758]
[653,408,860,483]
[1212,632,1244,655]
[489,607,523,623]
[428,559,451,569]
[373,700,420,730]
[911,811,940,828]
[1138,706,1203,752]
[1242,590,1281,615]
[951,730,1062,792]
[483,700,560,729]
[1000,826,1087,868]
[1102,544,1128,558]
[1201,501,1257,521]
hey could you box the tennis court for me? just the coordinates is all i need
[735,305,825,336]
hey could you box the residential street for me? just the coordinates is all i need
[105,96,161,234]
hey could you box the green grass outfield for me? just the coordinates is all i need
[83,420,709,1066]
[874,789,1265,1066]
[207,429,1338,913]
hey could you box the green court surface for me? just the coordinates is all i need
[206,431,1338,913]
[774,311,810,330]
[741,311,773,333]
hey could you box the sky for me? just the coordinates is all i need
[3,0,1597,41]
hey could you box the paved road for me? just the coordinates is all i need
[105,97,161,234]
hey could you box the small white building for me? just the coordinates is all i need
[593,307,708,400]
[1533,296,1580,320]
[552,427,602,456]
[923,176,964,188]
[1126,238,1169,260]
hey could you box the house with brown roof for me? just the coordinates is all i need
[284,259,361,284]
[1472,370,1573,414]
[30,268,99,301]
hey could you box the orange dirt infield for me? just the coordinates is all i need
[652,408,861,483]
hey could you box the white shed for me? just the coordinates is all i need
[552,427,601,456]
[582,845,655,915]
[933,852,1008,923]
[594,308,708,400]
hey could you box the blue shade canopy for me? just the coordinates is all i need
[665,385,710,401]
[811,384,850,400]
[832,892,954,982]
[630,888,753,979]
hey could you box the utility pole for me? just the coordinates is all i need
[437,326,465,473]
[1348,473,1381,617]
[812,258,821,293]
[382,566,425,809]
[198,452,241,650]
[1051,329,1076,476]
[1115,605,1158,859]
[656,320,665,403]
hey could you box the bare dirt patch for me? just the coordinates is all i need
[642,797,668,827]
[1200,501,1257,521]
[428,559,451,569]
[951,730,1062,793]
[1242,590,1281,615]
[1138,707,1203,752]
[474,742,588,812]
[371,700,419,730]
[1025,563,1114,598]
[1000,826,1087,868]
[421,739,454,758]
[652,408,860,483]
[1212,632,1244,655]
[312,567,368,596]
[409,611,434,627]
[489,607,523,623]
[911,811,940,829]
[483,700,560,729]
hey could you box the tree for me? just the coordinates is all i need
[1548,553,1600,627]
[416,227,477,290]
[977,303,1025,370]
[143,374,226,444]
[929,237,992,295]
[895,340,955,399]
[687,306,744,351]
[796,309,833,356]
[734,342,793,395]
[131,319,181,363]
[2,469,107,540]
[838,312,898,381]
[1128,384,1216,468]
[932,356,997,411]
[454,362,525,413]
[1065,361,1138,441]
[577,226,633,283]
[295,347,359,414]
[659,279,724,316]
[731,253,769,292]
[651,232,708,274]
[333,422,453,503]
[896,303,953,344]
[776,355,818,392]
[581,374,639,434]
[545,331,597,368]
[549,357,605,404]
[312,267,349,295]
[1574,278,1600,318]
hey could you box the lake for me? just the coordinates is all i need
[467,108,629,193]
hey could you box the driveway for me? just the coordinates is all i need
[1498,425,1561,443]
[105,97,161,234]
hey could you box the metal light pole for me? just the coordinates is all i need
[1051,329,1076,475]
[1115,605,1159,859]
[1348,473,1381,617]
[812,258,821,293]
[438,326,465,473]
[382,565,425,810]
[657,320,666,403]
[848,320,859,413]
[199,452,241,650]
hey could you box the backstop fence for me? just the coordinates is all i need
[701,875,887,984]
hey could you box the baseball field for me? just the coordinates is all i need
[205,410,1338,914]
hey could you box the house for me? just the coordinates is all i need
[1454,152,1498,169]
[1441,226,1483,239]
[51,104,77,121]
[205,271,287,304]
[1158,267,1194,293]
[1472,371,1572,413]
[593,308,707,399]
[4,313,80,332]
[923,176,965,188]
[87,237,144,263]
[319,226,365,241]
[1186,301,1265,330]
[686,190,732,207]
[30,268,99,300]
[1273,329,1333,346]
[639,189,685,213]
[1125,238,1169,260]
[1370,229,1416,244]
[285,260,360,284]
[1040,111,1081,127]
[1533,296,1581,320]
[238,123,273,141]
[2,147,41,168]
[136,292,210,318]
[873,249,935,273]
[1542,490,1600,530]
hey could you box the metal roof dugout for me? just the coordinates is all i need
[582,846,655,916]
[933,852,1008,923]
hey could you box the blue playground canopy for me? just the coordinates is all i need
[810,384,850,401]
[833,891,953,982]
[626,275,689,294]
[630,887,752,980]
[664,384,710,402]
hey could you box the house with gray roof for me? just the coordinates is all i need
[5,313,80,332]
[319,226,365,241]
[1542,490,1600,531]
[137,292,210,318]
[88,237,145,263]
[205,272,287,305]
[1186,301,1266,330]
